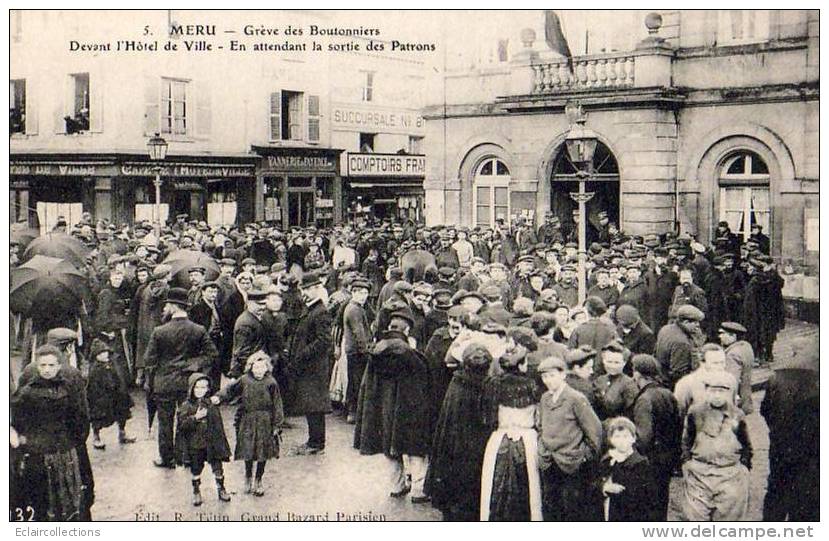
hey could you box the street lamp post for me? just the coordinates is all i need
[147,133,168,236]
[563,102,599,305]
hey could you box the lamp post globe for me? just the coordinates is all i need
[147,133,168,236]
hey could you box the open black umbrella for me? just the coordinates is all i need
[22,232,90,269]
[10,227,40,251]
[10,255,90,317]
[161,249,220,288]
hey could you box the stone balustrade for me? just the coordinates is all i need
[531,53,637,93]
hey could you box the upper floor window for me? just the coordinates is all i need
[66,73,90,134]
[269,90,320,143]
[408,136,424,155]
[497,39,509,62]
[359,132,376,153]
[718,10,770,45]
[362,71,375,102]
[11,10,22,43]
[161,78,187,136]
[10,80,26,135]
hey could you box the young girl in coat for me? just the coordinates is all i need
[176,373,232,506]
[87,339,135,450]
[215,351,284,496]
[598,417,657,521]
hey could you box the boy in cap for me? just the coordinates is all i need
[536,355,604,521]
[718,322,754,414]
[681,370,752,521]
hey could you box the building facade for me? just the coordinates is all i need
[423,9,819,290]
[328,47,428,224]
[10,10,430,231]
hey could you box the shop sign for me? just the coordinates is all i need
[347,153,426,177]
[316,198,334,208]
[331,103,425,135]
[262,154,338,174]
[121,163,253,177]
[10,162,110,176]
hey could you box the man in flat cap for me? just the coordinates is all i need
[133,263,172,386]
[553,264,579,309]
[681,368,752,521]
[717,322,754,415]
[655,304,705,389]
[186,266,207,308]
[645,246,679,332]
[742,255,785,364]
[342,278,373,423]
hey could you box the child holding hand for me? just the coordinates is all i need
[215,351,284,496]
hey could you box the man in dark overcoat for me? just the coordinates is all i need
[654,304,704,389]
[644,248,678,332]
[354,310,432,503]
[630,354,682,521]
[143,287,219,468]
[761,337,819,521]
[228,290,268,378]
[742,257,785,363]
[188,282,225,391]
[616,304,656,356]
[286,272,333,454]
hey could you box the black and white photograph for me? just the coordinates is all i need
[6,6,821,528]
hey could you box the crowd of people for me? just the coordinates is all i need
[8,209,818,522]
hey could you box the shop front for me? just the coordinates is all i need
[119,159,256,227]
[10,158,118,231]
[253,146,344,230]
[10,154,256,230]
[344,152,426,225]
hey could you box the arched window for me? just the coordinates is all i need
[473,158,510,227]
[718,150,770,242]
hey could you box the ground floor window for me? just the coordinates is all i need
[36,202,83,233]
[207,179,238,227]
[473,158,510,227]
[719,186,770,242]
[718,150,771,242]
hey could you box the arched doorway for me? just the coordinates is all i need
[549,141,619,235]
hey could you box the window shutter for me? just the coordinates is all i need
[269,90,281,141]
[194,81,211,138]
[54,75,68,134]
[25,83,38,135]
[143,75,159,136]
[307,94,320,143]
[89,74,103,133]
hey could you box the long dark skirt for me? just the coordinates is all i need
[489,436,531,522]
[11,447,90,521]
